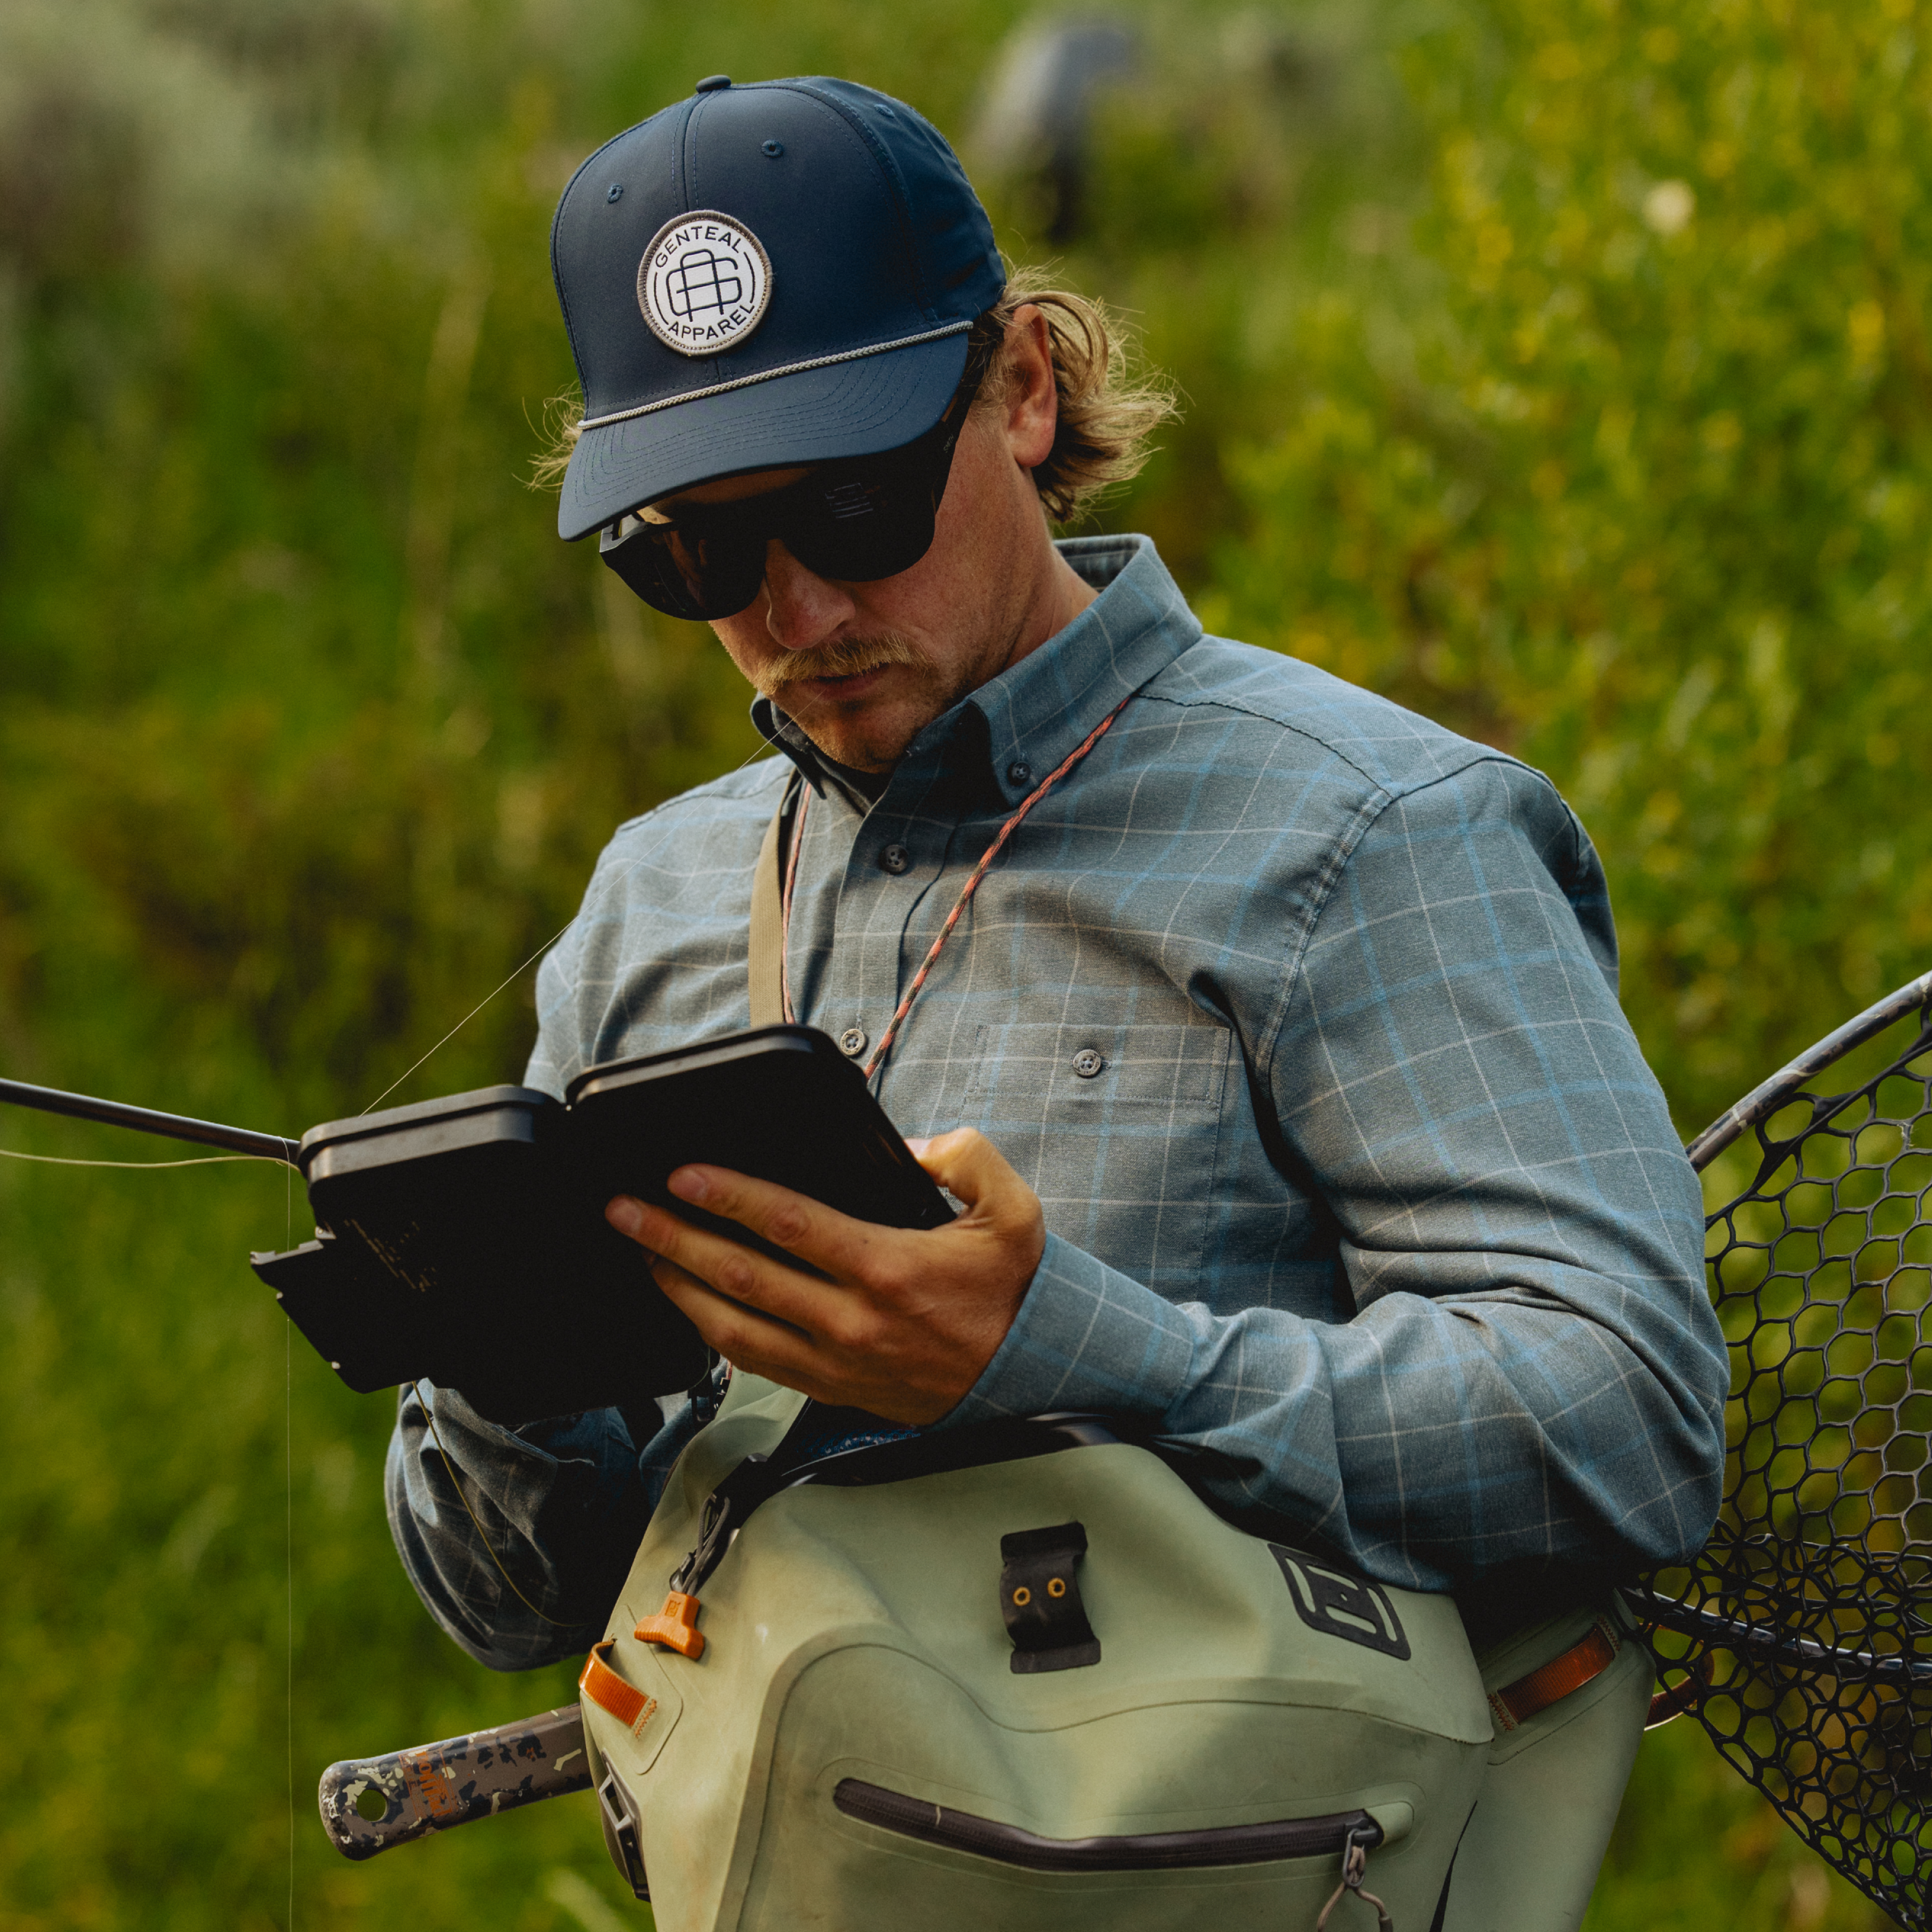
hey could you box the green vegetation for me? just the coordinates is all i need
[1,1,1924,1926]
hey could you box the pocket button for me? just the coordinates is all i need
[1071,1048,1105,1079]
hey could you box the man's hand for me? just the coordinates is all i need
[603,1128,1045,1424]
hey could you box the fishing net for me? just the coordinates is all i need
[1628,971,1932,1926]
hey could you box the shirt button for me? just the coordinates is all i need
[880,843,911,874]
[1071,1048,1105,1078]
[839,1027,869,1058]
[1007,760,1033,788]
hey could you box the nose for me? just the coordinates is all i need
[760,540,854,652]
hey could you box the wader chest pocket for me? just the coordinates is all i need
[833,1779,1387,1873]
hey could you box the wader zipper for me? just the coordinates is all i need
[832,1779,1384,1873]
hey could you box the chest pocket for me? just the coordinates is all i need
[964,1019,1235,1296]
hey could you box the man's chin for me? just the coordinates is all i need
[774,674,943,774]
[783,702,929,775]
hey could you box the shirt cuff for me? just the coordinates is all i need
[944,1232,1197,1426]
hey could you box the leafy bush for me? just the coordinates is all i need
[1196,0,1932,1128]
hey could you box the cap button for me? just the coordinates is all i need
[695,74,732,91]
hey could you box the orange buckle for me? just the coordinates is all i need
[579,1640,658,1730]
[634,1590,706,1660]
[1488,1614,1622,1732]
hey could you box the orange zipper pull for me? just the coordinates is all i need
[634,1590,706,1659]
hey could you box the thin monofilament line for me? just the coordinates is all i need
[0,1147,297,1170]
[357,672,864,1114]
[360,948,566,1115]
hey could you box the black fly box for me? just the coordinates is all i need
[244,1026,950,1424]
[253,1083,704,1424]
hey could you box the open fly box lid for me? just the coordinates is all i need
[297,1084,558,1189]
[266,1079,713,1423]
[297,1084,561,1300]
[258,1085,566,1409]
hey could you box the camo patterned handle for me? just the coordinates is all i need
[318,1703,592,1859]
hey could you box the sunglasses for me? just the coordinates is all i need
[597,343,992,623]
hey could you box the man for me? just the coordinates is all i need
[388,74,1725,1719]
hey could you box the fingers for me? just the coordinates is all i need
[606,1193,846,1334]
[665,1164,883,1280]
[652,1257,859,1410]
[607,1190,906,1385]
[599,1130,1047,1424]
[908,1128,1046,1287]
[647,1248,809,1361]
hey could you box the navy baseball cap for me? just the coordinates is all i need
[550,76,1006,542]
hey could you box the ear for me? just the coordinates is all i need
[999,305,1059,473]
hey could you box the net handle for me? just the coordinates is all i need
[1684,969,1932,1173]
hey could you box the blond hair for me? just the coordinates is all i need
[966,270,1177,524]
[530,268,1176,524]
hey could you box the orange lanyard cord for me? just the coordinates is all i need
[778,696,1132,1086]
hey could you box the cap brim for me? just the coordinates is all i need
[558,330,969,542]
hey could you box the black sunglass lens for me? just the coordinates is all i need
[789,492,937,584]
[598,517,767,621]
[599,389,971,610]
[784,435,952,584]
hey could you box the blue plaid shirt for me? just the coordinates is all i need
[388,535,1727,1670]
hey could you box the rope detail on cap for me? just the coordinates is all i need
[576,321,972,434]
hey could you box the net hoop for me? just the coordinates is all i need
[1632,968,1932,1927]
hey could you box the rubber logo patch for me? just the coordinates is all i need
[637,211,773,355]
[1269,1544,1411,1659]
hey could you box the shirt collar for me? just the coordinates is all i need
[752,534,1201,806]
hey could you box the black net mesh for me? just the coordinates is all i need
[1629,980,1932,1926]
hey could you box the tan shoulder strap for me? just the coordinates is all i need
[748,771,801,1028]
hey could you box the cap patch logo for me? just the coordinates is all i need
[637,212,773,356]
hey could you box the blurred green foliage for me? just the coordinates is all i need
[0,0,1924,1926]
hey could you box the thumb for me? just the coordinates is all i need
[910,1126,1031,1220]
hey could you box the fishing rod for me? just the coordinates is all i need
[0,1075,297,1163]
[0,693,880,1410]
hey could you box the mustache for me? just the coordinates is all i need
[753,631,924,700]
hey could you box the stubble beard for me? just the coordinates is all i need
[758,631,974,772]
